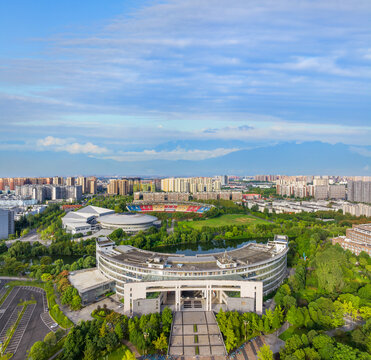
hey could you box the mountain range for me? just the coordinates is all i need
[0,141,370,177]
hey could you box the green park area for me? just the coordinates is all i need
[180,213,269,229]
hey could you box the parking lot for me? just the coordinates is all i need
[0,280,57,360]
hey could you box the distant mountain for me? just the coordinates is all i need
[0,141,370,177]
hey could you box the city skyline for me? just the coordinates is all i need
[0,0,370,176]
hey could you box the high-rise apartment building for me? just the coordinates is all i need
[107,178,141,195]
[216,175,228,186]
[328,185,346,200]
[52,185,82,201]
[0,209,15,240]
[53,177,64,185]
[66,177,76,186]
[313,176,329,186]
[254,175,279,182]
[314,185,329,200]
[107,179,119,195]
[276,178,346,200]
[160,177,221,193]
[87,177,97,194]
[347,180,371,203]
[77,177,87,193]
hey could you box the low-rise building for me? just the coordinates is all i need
[69,268,115,305]
[332,223,371,256]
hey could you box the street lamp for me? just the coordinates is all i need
[243,320,249,341]
[143,332,149,355]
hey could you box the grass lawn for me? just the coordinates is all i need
[98,346,129,360]
[180,214,269,229]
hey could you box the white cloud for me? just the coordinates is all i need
[102,147,239,162]
[270,56,371,77]
[37,136,108,155]
[197,122,371,145]
[349,146,371,158]
[363,49,371,60]
[1,0,371,157]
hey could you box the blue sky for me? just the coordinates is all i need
[0,0,371,174]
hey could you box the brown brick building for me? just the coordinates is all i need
[332,223,371,256]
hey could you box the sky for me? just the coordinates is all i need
[0,0,371,175]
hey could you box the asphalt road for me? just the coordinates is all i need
[0,285,50,360]
[5,229,51,247]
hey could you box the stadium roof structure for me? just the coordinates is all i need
[62,205,115,224]
[77,205,115,216]
[98,213,158,226]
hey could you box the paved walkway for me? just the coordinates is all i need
[168,311,226,359]
[260,322,289,355]
[228,335,267,360]
[123,339,141,358]
[326,316,365,336]
[62,295,124,324]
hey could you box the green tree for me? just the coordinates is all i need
[82,340,96,360]
[121,349,136,360]
[161,307,173,335]
[315,247,345,294]
[71,295,82,310]
[40,256,52,265]
[224,323,237,352]
[257,344,273,360]
[304,347,321,360]
[44,332,57,347]
[152,332,168,353]
[115,323,124,340]
[28,341,48,360]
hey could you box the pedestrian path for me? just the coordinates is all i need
[227,335,267,360]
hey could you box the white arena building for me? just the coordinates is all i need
[97,213,159,233]
[96,235,289,316]
[62,205,158,235]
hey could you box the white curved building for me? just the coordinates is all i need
[62,205,158,235]
[96,236,288,315]
[97,213,158,233]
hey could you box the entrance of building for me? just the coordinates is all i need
[181,290,205,311]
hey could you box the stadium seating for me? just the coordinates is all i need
[127,203,211,213]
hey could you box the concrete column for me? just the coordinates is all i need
[255,283,263,315]
[123,284,131,316]
[175,286,180,311]
[206,285,211,311]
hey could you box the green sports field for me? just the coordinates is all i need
[179,214,269,229]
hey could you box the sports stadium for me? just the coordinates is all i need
[98,213,159,233]
[62,205,159,235]
[127,202,213,213]
[96,235,289,316]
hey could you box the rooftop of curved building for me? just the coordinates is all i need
[98,212,158,225]
[99,239,288,272]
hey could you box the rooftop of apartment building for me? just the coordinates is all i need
[351,223,371,233]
